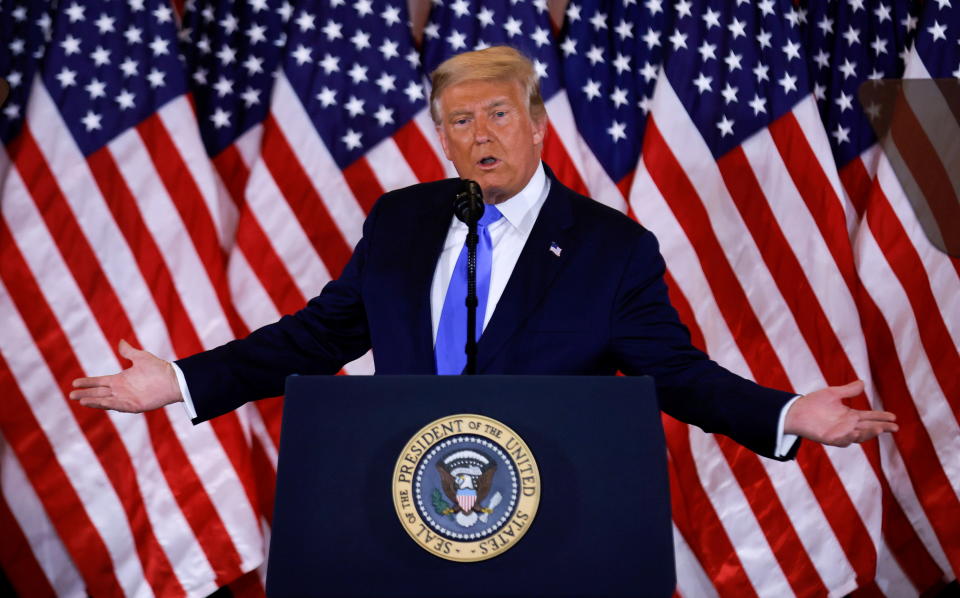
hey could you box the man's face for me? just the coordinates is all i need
[436,78,546,205]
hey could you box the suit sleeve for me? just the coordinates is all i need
[175,199,382,423]
[609,229,798,460]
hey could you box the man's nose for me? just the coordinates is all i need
[473,117,491,143]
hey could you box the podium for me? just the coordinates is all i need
[266,375,675,598]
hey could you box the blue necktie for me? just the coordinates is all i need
[435,206,504,375]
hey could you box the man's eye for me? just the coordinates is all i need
[494,111,506,118]
[454,118,468,125]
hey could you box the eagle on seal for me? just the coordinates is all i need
[437,449,496,527]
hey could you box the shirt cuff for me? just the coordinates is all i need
[775,395,802,457]
[171,362,197,420]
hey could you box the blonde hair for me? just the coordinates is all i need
[429,46,546,124]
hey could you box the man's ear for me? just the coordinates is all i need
[532,114,547,145]
[437,126,453,161]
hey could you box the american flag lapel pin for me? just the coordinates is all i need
[549,242,562,257]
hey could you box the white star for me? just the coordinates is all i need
[381,5,402,26]
[638,95,653,115]
[61,35,82,56]
[607,120,626,142]
[8,38,24,56]
[477,7,495,27]
[243,55,264,75]
[379,39,399,60]
[874,3,892,23]
[669,30,688,49]
[375,72,396,93]
[149,36,170,56]
[934,0,951,9]
[450,0,470,17]
[724,51,743,71]
[249,0,268,12]
[322,19,343,41]
[748,94,767,115]
[446,30,467,51]
[317,87,337,107]
[831,124,850,144]
[2,103,20,120]
[812,49,830,69]
[350,30,371,51]
[864,102,881,120]
[216,44,237,66]
[55,67,77,88]
[213,76,234,97]
[716,115,734,137]
[125,25,143,44]
[782,39,801,61]
[702,7,720,28]
[534,59,548,80]
[296,11,316,32]
[292,45,312,65]
[848,0,865,12]
[871,37,888,56]
[587,45,604,65]
[94,13,115,33]
[721,83,738,104]
[354,0,374,17]
[728,18,746,39]
[153,5,173,23]
[531,27,550,48]
[868,68,885,80]
[646,0,663,14]
[757,30,772,49]
[813,83,826,100]
[835,91,854,112]
[785,6,802,27]
[147,68,165,88]
[642,28,660,49]
[753,62,770,82]
[65,3,86,22]
[674,0,692,18]
[778,72,798,93]
[210,108,231,129]
[611,87,629,108]
[613,52,631,73]
[561,38,577,56]
[504,16,522,37]
[640,61,658,82]
[405,49,420,69]
[928,21,947,42]
[11,6,26,21]
[120,56,137,77]
[342,128,362,150]
[404,81,424,102]
[758,0,775,16]
[425,25,440,40]
[817,16,834,35]
[693,72,712,93]
[582,79,601,100]
[6,71,21,88]
[220,13,238,34]
[197,35,211,54]
[615,19,633,40]
[902,14,918,32]
[128,0,145,11]
[115,89,136,110]
[81,110,102,131]
[348,63,368,84]
[319,53,339,74]
[566,2,581,23]
[373,105,394,126]
[345,95,365,117]
[193,68,208,85]
[278,1,294,22]
[839,58,857,79]
[842,25,861,45]
[590,11,608,31]
[85,78,107,99]
[245,24,266,45]
[698,41,717,61]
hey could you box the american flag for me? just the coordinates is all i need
[1,0,957,596]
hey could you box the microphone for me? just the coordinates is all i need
[454,179,484,224]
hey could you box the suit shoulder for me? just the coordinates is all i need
[564,186,653,242]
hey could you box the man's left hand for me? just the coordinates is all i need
[784,380,898,447]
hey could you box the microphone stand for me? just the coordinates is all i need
[454,180,484,375]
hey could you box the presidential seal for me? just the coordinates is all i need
[392,414,540,562]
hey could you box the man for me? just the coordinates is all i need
[71,46,897,459]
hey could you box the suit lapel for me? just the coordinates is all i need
[405,185,456,373]
[475,175,575,372]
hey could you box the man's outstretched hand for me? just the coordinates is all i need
[70,340,183,413]
[784,380,898,447]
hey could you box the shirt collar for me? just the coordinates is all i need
[494,162,548,236]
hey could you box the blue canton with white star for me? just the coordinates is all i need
[179,0,288,156]
[41,0,187,156]
[1,1,54,145]
[561,0,673,182]
[914,0,960,78]
[281,0,425,169]
[663,0,810,159]
[422,0,563,99]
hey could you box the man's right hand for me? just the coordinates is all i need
[70,340,183,413]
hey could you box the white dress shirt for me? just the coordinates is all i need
[179,161,797,456]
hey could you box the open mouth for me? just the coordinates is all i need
[477,156,500,169]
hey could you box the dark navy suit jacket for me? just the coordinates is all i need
[178,167,797,460]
